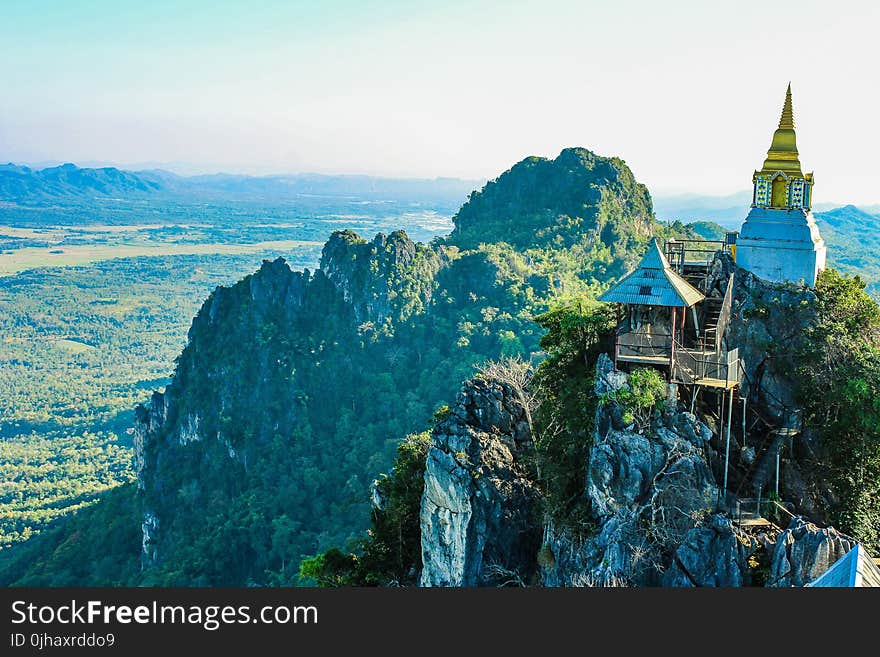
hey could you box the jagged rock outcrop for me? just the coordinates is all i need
[767,517,856,587]
[320,230,441,324]
[419,377,541,587]
[663,515,756,587]
[132,228,447,576]
[541,355,723,586]
[704,251,833,514]
[133,258,350,569]
[133,391,168,567]
[541,512,643,587]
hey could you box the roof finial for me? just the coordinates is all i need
[760,83,802,174]
[779,83,794,130]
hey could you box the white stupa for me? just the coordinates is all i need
[735,85,826,287]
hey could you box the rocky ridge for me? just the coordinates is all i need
[132,230,430,572]
[419,350,859,587]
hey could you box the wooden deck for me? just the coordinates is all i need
[617,354,739,389]
[617,354,669,366]
[735,516,775,529]
[674,376,739,390]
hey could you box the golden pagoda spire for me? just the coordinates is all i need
[778,82,794,129]
[760,83,802,175]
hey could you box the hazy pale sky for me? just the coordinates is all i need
[1,0,878,203]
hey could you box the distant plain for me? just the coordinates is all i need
[0,194,456,548]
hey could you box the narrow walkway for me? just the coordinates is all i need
[729,497,782,532]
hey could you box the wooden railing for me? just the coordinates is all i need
[672,340,740,387]
[617,331,673,359]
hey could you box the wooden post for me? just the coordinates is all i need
[680,307,685,344]
[775,438,782,497]
[669,306,677,378]
[723,387,733,500]
[614,304,621,370]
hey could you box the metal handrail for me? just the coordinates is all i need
[617,330,674,359]
[671,337,740,386]
[664,239,726,275]
[769,500,797,523]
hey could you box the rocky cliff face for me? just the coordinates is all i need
[540,355,734,587]
[132,258,347,569]
[704,252,833,517]
[663,515,756,587]
[705,251,816,428]
[320,230,441,325]
[419,353,863,587]
[132,231,437,578]
[418,356,750,587]
[420,377,541,586]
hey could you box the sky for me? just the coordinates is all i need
[1,0,878,204]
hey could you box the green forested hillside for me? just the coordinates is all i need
[816,205,880,295]
[0,196,460,553]
[449,148,654,253]
[1,148,704,586]
[0,249,319,549]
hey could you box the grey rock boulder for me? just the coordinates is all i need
[767,517,856,587]
[664,515,756,587]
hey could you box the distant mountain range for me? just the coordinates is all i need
[0,163,164,200]
[653,191,876,229]
[5,163,878,226]
[0,162,484,205]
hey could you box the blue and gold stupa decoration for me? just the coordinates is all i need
[736,84,826,286]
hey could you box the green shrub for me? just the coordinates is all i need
[602,367,666,428]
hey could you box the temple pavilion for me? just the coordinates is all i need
[599,237,740,391]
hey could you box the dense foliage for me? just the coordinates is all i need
[299,431,433,586]
[600,367,667,429]
[0,484,141,586]
[799,269,880,551]
[531,301,615,529]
